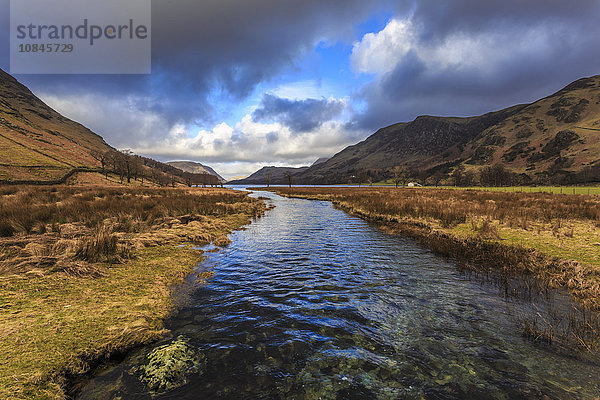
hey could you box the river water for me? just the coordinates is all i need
[76,190,600,399]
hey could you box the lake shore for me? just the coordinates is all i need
[269,187,600,351]
[0,186,265,400]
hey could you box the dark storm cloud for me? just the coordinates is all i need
[0,0,394,128]
[411,0,597,39]
[1,0,599,173]
[252,94,345,132]
[351,0,600,131]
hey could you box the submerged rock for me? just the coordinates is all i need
[137,336,205,394]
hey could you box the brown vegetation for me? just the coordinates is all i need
[0,185,265,399]
[272,187,600,228]
[0,185,265,277]
[270,187,600,353]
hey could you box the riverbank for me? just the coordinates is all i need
[270,187,600,350]
[0,186,266,400]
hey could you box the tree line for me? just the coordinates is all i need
[335,163,600,187]
[90,149,222,187]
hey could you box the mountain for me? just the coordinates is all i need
[228,166,309,185]
[0,68,113,182]
[167,161,225,182]
[295,75,600,185]
[0,68,213,186]
[311,157,330,167]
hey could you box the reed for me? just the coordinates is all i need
[270,187,600,226]
[0,185,266,400]
[270,187,600,353]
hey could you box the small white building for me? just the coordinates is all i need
[407,182,422,187]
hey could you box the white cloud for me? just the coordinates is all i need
[351,19,416,75]
[351,17,571,77]
[132,115,366,178]
[269,80,342,100]
[39,91,365,179]
[270,80,324,99]
[39,92,172,150]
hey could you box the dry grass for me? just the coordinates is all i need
[273,188,600,296]
[274,187,600,226]
[0,185,265,399]
[271,187,600,352]
[0,186,265,276]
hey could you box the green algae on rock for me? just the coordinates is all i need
[137,336,205,393]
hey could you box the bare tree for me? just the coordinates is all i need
[265,172,272,187]
[120,150,134,183]
[90,150,110,178]
[183,172,194,187]
[451,165,465,187]
[132,155,142,181]
[108,151,126,184]
[355,170,368,187]
[283,171,293,188]
[392,166,409,188]
[480,165,513,187]
[463,170,476,187]
[430,171,445,187]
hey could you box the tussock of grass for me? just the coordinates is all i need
[471,218,501,240]
[0,185,266,399]
[74,226,128,264]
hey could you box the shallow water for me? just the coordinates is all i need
[76,191,600,399]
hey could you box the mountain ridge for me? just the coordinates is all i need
[292,75,600,185]
[228,165,309,185]
[0,68,218,186]
[167,161,225,182]
[0,68,114,181]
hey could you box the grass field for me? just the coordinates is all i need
[0,185,266,399]
[442,186,600,195]
[371,180,600,195]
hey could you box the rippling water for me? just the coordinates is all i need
[77,190,600,399]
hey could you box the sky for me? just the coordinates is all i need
[1,0,600,179]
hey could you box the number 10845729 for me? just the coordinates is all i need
[18,43,74,53]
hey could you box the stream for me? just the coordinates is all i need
[76,190,600,399]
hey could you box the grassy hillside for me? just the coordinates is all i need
[0,69,112,182]
[462,76,600,180]
[0,69,218,187]
[295,75,600,185]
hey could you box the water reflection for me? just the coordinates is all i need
[76,191,600,399]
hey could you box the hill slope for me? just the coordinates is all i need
[167,161,225,182]
[0,69,113,182]
[461,76,600,180]
[295,75,600,184]
[0,69,206,186]
[312,157,330,166]
[228,166,309,185]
